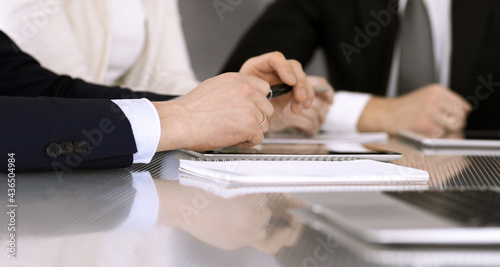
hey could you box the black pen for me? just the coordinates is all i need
[267,84,331,99]
[267,84,294,99]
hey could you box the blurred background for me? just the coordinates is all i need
[179,0,327,81]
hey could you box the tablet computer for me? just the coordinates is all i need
[182,143,402,162]
[399,130,500,148]
[294,189,500,245]
[292,207,500,266]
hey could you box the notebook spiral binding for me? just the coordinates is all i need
[190,156,359,162]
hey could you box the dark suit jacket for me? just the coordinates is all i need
[0,31,176,172]
[222,0,500,130]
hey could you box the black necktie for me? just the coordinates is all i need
[398,0,436,95]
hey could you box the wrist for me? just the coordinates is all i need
[152,101,190,152]
[357,97,390,132]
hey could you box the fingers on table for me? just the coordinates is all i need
[288,60,314,110]
[311,98,331,125]
[291,113,322,136]
[436,91,470,131]
[308,76,335,104]
[432,112,465,133]
[318,88,335,105]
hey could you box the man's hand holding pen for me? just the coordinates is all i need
[239,51,316,114]
[153,52,333,153]
[240,51,335,137]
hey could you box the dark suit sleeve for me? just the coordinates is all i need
[0,30,176,101]
[221,0,322,73]
[0,31,174,171]
[1,96,141,172]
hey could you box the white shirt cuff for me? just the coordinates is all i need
[117,171,159,230]
[322,91,372,132]
[111,98,161,163]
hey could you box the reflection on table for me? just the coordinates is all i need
[0,137,499,267]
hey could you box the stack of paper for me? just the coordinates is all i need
[179,159,429,186]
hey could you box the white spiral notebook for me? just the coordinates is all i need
[178,159,429,186]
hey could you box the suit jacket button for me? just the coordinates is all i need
[74,140,89,154]
[46,143,62,158]
[60,141,74,155]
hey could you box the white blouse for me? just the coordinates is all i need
[105,0,147,85]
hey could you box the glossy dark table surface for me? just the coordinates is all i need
[1,137,499,267]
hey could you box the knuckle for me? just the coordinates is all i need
[270,51,284,58]
[238,142,252,149]
[265,102,274,115]
[261,123,270,133]
[240,84,255,97]
[240,102,254,113]
[252,132,264,145]
[289,59,302,67]
[238,113,256,128]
